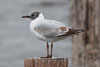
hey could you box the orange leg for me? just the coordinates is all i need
[41,42,50,58]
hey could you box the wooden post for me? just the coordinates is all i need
[24,57,68,67]
[72,0,100,67]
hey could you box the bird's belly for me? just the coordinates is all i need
[30,29,70,42]
[37,35,70,42]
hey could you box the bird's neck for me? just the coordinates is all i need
[30,13,45,27]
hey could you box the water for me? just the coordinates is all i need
[0,0,72,67]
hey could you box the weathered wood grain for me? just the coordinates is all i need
[24,57,68,67]
[72,0,100,67]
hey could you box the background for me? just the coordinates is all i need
[0,0,72,67]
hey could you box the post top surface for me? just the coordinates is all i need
[25,57,68,60]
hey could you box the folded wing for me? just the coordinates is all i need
[34,20,69,38]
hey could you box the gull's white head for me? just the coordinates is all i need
[22,11,44,20]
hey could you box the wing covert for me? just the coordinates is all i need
[34,20,68,38]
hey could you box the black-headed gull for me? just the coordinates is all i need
[22,11,85,58]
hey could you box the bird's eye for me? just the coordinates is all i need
[32,15,34,16]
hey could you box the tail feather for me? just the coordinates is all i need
[75,29,85,35]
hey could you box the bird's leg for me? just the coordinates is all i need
[50,42,53,58]
[40,42,50,58]
[47,42,49,57]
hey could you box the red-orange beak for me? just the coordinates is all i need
[21,15,31,18]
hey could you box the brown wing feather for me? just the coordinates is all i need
[57,29,85,37]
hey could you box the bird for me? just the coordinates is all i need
[22,11,85,58]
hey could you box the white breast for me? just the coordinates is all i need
[30,20,46,41]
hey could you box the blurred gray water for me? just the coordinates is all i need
[0,0,72,67]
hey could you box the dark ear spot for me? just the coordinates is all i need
[35,12,40,17]
[30,11,40,20]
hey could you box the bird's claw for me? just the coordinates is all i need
[40,55,52,58]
